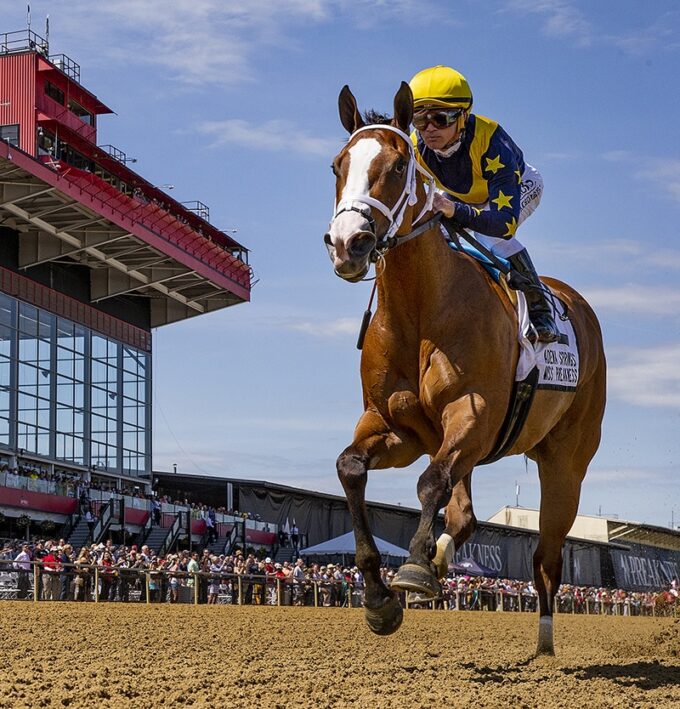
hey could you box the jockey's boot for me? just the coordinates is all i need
[507,249,560,344]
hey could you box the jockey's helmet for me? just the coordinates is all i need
[409,66,473,110]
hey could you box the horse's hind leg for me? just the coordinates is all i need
[532,392,603,655]
[337,411,423,636]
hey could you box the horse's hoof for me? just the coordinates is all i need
[364,595,403,636]
[390,562,441,599]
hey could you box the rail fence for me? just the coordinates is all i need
[0,561,677,617]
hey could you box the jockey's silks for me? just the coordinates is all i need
[412,114,527,239]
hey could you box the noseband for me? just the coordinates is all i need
[330,125,439,261]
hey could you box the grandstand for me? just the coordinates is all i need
[0,28,251,549]
[153,473,680,593]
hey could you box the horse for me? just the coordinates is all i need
[323,82,606,655]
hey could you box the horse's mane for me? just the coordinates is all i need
[362,110,392,125]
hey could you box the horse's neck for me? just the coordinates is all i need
[378,226,496,340]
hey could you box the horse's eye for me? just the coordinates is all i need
[395,160,406,174]
[330,163,339,176]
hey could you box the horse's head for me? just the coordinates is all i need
[324,82,418,282]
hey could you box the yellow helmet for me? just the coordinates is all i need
[409,65,473,109]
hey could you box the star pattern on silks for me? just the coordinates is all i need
[515,169,522,184]
[484,155,505,174]
[491,190,513,211]
[503,216,518,237]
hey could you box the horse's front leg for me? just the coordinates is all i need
[391,395,491,598]
[337,410,423,636]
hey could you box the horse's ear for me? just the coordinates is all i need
[392,81,413,133]
[339,85,364,134]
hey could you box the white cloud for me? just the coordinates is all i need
[289,317,360,338]
[582,285,680,316]
[196,119,339,157]
[636,157,680,204]
[503,1,679,56]
[608,343,680,408]
[503,0,591,44]
[32,0,434,88]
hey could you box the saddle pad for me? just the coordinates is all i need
[444,233,579,391]
[515,289,579,391]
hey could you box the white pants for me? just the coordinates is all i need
[473,163,543,258]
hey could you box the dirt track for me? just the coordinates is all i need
[0,602,678,708]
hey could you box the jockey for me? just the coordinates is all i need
[409,65,559,344]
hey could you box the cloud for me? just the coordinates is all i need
[196,119,339,157]
[603,12,680,56]
[503,1,679,56]
[582,286,680,316]
[503,0,591,44]
[288,317,360,338]
[636,157,680,204]
[31,0,435,88]
[600,151,680,205]
[608,343,680,408]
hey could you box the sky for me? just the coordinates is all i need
[3,0,680,529]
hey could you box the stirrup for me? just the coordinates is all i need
[531,316,560,344]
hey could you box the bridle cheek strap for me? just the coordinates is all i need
[331,124,435,245]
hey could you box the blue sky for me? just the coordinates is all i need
[3,1,680,528]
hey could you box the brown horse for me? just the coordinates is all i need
[324,82,606,655]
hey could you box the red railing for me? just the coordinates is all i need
[57,165,251,290]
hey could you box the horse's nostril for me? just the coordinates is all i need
[323,233,333,246]
[348,232,375,259]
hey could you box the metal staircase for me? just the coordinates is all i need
[91,499,116,544]
[66,516,90,552]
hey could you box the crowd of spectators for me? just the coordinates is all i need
[1,461,264,522]
[1,537,677,617]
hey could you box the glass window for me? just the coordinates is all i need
[0,292,150,473]
[36,431,49,456]
[0,359,9,389]
[44,81,65,105]
[0,294,13,327]
[18,303,38,336]
[67,100,93,125]
[0,124,19,147]
[0,417,9,445]
[0,325,12,358]
[92,335,107,360]
[19,337,37,362]
[18,363,38,389]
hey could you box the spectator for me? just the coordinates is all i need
[186,551,199,589]
[13,543,31,599]
[291,524,300,557]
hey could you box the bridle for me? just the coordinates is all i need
[330,124,440,262]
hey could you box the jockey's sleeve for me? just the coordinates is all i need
[450,131,523,239]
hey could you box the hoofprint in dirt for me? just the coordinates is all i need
[0,603,677,708]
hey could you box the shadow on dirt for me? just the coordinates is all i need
[561,661,679,690]
[459,658,679,691]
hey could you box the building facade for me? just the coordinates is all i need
[0,27,250,531]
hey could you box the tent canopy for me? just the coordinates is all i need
[449,557,498,577]
[300,531,409,558]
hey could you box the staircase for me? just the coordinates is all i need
[273,545,296,564]
[67,517,90,552]
[207,533,231,556]
[144,526,171,555]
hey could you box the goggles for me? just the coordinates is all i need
[412,108,464,131]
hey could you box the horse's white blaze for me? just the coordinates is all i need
[328,138,381,249]
[344,138,381,201]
